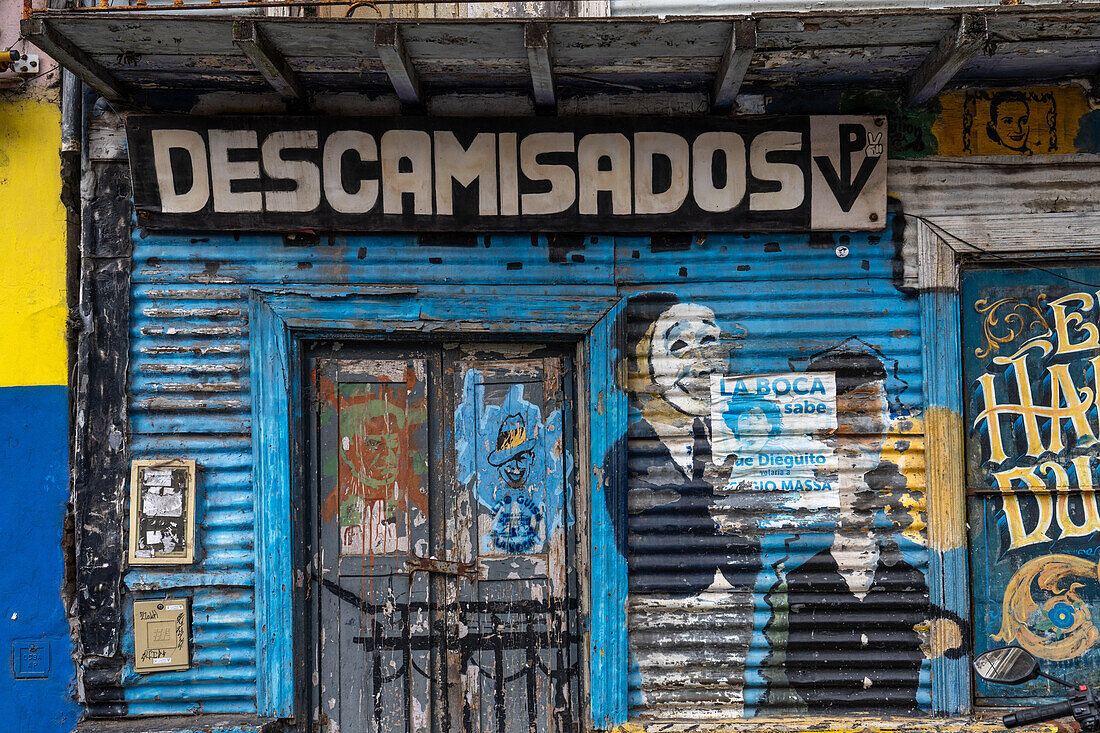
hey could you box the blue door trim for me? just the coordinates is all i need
[588,298,629,729]
[249,286,629,724]
[917,229,972,716]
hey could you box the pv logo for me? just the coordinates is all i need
[813,123,883,213]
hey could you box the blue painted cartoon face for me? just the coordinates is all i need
[487,413,537,488]
[499,450,532,488]
[454,372,571,555]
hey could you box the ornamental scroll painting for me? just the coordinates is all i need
[455,368,568,556]
[963,267,1100,701]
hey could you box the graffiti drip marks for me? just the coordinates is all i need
[315,365,429,555]
[994,554,1100,662]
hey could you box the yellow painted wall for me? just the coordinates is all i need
[931,84,1094,157]
[0,95,67,388]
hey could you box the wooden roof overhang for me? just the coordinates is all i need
[21,5,1100,111]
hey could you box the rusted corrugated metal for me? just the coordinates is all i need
[616,226,930,718]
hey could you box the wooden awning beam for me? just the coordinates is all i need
[908,13,988,107]
[20,16,127,102]
[234,19,305,100]
[525,22,555,112]
[712,19,756,113]
[376,23,422,107]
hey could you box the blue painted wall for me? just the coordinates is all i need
[121,217,932,723]
[0,385,80,732]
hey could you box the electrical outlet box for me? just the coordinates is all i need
[12,54,39,75]
[12,640,50,679]
[133,598,190,673]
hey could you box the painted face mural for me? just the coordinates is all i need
[316,366,429,556]
[619,293,761,718]
[987,92,1032,153]
[455,372,569,555]
[649,302,725,416]
[774,339,926,714]
[611,292,928,718]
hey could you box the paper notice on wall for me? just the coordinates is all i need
[711,373,838,493]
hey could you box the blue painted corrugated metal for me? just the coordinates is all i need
[125,221,928,719]
[125,278,255,712]
[615,225,930,719]
[125,232,613,715]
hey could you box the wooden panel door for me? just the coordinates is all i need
[312,355,435,733]
[308,344,578,733]
[448,347,577,733]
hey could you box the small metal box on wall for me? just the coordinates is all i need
[133,598,191,673]
[127,458,197,565]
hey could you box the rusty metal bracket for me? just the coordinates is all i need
[407,555,481,581]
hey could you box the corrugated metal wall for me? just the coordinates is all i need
[123,232,613,715]
[125,272,255,713]
[123,221,927,718]
[616,225,929,718]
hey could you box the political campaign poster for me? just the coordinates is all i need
[711,372,837,494]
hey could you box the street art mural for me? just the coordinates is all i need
[774,341,926,714]
[313,353,579,733]
[455,369,569,555]
[711,371,838,515]
[316,362,429,556]
[840,82,1100,159]
[963,266,1100,702]
[615,277,930,718]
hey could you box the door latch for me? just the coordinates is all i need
[407,555,481,581]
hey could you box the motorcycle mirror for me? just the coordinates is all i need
[973,646,1040,685]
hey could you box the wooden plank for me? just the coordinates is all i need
[20,17,127,102]
[525,22,555,112]
[375,23,422,107]
[248,292,295,717]
[908,14,989,107]
[586,298,629,729]
[916,219,971,715]
[233,19,306,100]
[712,20,756,112]
[889,158,1100,218]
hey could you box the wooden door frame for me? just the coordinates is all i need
[248,285,630,729]
[916,211,1100,716]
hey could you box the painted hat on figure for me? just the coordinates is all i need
[487,413,537,466]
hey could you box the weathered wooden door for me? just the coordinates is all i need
[308,344,577,733]
[962,266,1100,705]
[448,347,576,733]
[311,353,437,733]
